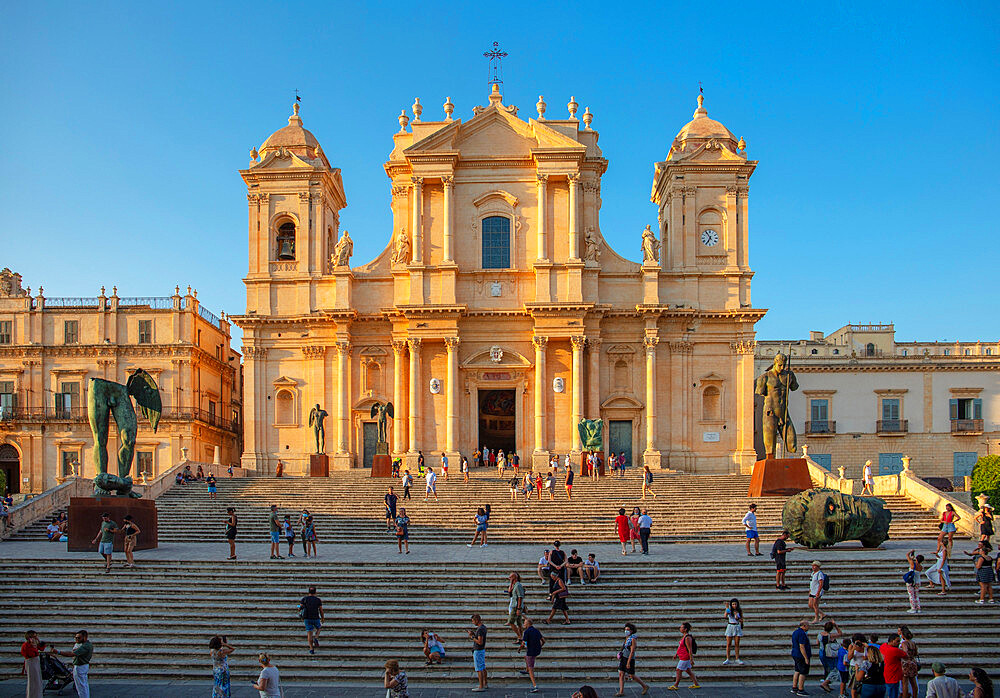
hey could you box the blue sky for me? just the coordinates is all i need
[1,2,997,347]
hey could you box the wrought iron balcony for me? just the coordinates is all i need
[951,418,984,434]
[805,420,836,435]
[877,419,908,434]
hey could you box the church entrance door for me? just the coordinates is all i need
[478,389,516,456]
[608,420,633,469]
[0,444,20,494]
[362,422,378,469]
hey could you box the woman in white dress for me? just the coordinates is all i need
[925,543,952,595]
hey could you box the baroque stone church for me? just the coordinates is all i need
[234,86,763,475]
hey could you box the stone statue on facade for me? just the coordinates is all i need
[0,268,27,297]
[783,488,892,548]
[308,404,328,454]
[578,419,604,451]
[584,227,601,263]
[755,352,798,457]
[332,230,353,267]
[640,224,659,264]
[391,229,411,265]
[87,369,162,497]
[370,401,394,444]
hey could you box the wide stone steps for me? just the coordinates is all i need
[1,559,995,684]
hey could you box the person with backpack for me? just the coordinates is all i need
[790,620,811,697]
[615,622,650,696]
[809,561,829,623]
[817,619,843,693]
[298,586,324,655]
[641,465,657,499]
[668,621,700,690]
[903,549,924,614]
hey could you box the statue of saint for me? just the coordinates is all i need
[332,230,353,267]
[391,230,411,265]
[308,404,328,454]
[755,352,799,458]
[88,369,162,497]
[370,401,394,443]
[641,224,660,264]
[584,227,601,263]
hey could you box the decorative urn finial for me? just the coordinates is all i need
[398,110,410,132]
[536,95,547,120]
[582,107,593,129]
[567,96,579,119]
[443,96,455,121]
[411,97,422,122]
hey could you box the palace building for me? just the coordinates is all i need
[234,87,763,475]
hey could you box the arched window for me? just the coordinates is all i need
[276,222,296,260]
[865,342,875,357]
[702,386,720,421]
[833,349,839,355]
[482,216,511,269]
[275,390,294,424]
[810,349,818,355]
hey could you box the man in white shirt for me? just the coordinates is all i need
[424,468,439,502]
[536,549,550,585]
[742,503,761,556]
[861,459,874,495]
[808,561,826,623]
[638,509,653,555]
[925,662,963,698]
[582,553,601,583]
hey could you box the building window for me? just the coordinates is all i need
[832,349,839,355]
[61,450,79,477]
[55,382,79,418]
[901,349,908,356]
[950,397,982,421]
[810,349,818,355]
[275,389,294,424]
[702,386,720,421]
[136,450,153,477]
[276,221,296,260]
[481,215,511,269]
[0,381,15,420]
[208,400,217,423]
[64,320,79,344]
[0,321,11,345]
[987,348,993,355]
[881,398,900,422]
[138,319,152,344]
[943,348,950,356]
[810,399,829,422]
[865,342,875,357]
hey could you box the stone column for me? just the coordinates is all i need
[536,174,548,261]
[411,177,423,264]
[568,174,581,260]
[392,340,407,454]
[532,336,548,453]
[571,336,586,449]
[407,338,421,452]
[442,176,454,263]
[445,337,460,452]
[644,336,659,452]
[335,341,351,453]
[588,338,601,418]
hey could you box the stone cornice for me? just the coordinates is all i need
[791,363,1000,373]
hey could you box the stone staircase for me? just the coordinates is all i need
[9,470,943,544]
[1,558,996,684]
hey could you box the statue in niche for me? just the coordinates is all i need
[308,404,328,454]
[584,227,601,263]
[332,229,354,267]
[641,224,660,264]
[391,229,411,265]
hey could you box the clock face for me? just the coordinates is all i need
[701,229,719,247]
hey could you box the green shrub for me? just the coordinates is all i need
[970,454,1000,511]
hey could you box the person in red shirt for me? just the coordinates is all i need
[21,630,49,696]
[880,634,908,698]
[615,508,631,556]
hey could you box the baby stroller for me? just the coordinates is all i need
[41,653,74,692]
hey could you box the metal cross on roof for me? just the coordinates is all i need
[484,41,508,88]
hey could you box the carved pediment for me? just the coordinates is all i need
[600,393,643,409]
[681,139,745,162]
[699,372,726,384]
[606,344,636,355]
[461,347,531,369]
[272,376,298,388]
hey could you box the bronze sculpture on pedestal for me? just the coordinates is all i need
[755,352,798,458]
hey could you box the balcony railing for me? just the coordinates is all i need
[951,418,984,434]
[0,404,239,434]
[877,419,908,434]
[118,296,175,310]
[198,304,221,327]
[45,297,105,308]
[805,420,836,435]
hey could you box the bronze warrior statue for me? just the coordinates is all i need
[782,488,893,548]
[755,352,798,458]
[370,401,394,444]
[308,404,328,454]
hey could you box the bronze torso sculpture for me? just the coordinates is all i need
[755,352,798,457]
[308,404,328,454]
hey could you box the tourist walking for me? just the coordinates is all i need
[861,460,875,495]
[565,466,574,500]
[817,620,842,693]
[121,515,140,568]
[619,451,628,477]
[548,541,568,587]
[54,630,92,698]
[207,473,218,500]
[252,652,281,698]
[462,456,470,482]
[384,659,409,697]
[742,503,761,556]
[395,507,410,554]
[20,630,46,698]
[299,586,324,654]
[522,471,535,504]
[90,512,118,573]
[401,469,412,500]
[968,667,994,698]
[924,663,962,698]
[507,572,525,641]
[772,530,794,589]
[964,541,995,603]
[546,471,557,500]
[638,509,652,555]
[468,507,490,547]
[535,471,544,500]
[440,452,449,479]
[303,515,318,557]
[468,614,489,692]
[385,487,398,533]
[853,644,887,698]
[939,503,961,547]
[669,622,700,690]
[281,515,296,557]
[510,475,520,502]
[904,549,924,613]
[208,635,234,698]
[975,504,994,543]
[723,598,744,665]
[809,561,827,622]
[497,449,506,476]
[615,622,650,696]
[225,507,238,560]
[897,626,920,698]
[615,508,631,556]
[420,630,446,664]
[790,620,811,697]
[628,507,641,553]
[417,450,425,473]
[641,465,657,499]
[424,467,439,502]
[268,505,283,559]
[589,452,600,481]
[520,618,544,693]
[546,571,571,625]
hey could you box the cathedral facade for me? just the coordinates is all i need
[234,87,763,475]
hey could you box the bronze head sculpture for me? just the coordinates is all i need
[782,488,892,548]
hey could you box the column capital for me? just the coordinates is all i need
[536,173,549,184]
[410,176,424,186]
[407,337,422,350]
[302,345,325,358]
[391,339,408,355]
[441,175,455,188]
[668,340,693,354]
[643,335,659,353]
[334,340,351,355]
[567,173,582,185]
[571,335,587,349]
[588,337,602,349]
[532,335,548,349]
[444,336,460,350]
[730,340,757,355]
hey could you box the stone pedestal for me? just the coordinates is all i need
[579,451,606,476]
[68,497,158,552]
[371,454,393,477]
[309,454,329,477]
[748,458,812,497]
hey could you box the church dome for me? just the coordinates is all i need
[259,102,322,156]
[667,94,739,160]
